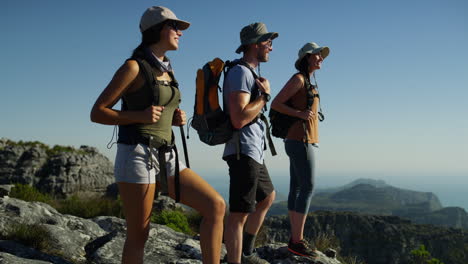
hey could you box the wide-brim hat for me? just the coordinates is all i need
[235,22,279,54]
[140,6,191,33]
[294,42,330,70]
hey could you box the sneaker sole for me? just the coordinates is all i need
[287,247,317,258]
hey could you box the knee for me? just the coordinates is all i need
[300,183,314,196]
[259,191,276,209]
[266,191,276,206]
[206,195,226,221]
[227,213,249,229]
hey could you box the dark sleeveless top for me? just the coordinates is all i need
[118,62,181,147]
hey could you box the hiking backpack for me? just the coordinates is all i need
[269,73,324,139]
[190,58,277,156]
[190,58,232,145]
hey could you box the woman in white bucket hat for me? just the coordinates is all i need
[91,6,225,264]
[271,42,330,258]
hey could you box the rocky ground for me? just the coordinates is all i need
[0,196,341,264]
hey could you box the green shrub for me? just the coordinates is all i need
[314,232,341,252]
[410,244,445,264]
[340,255,366,264]
[55,195,123,219]
[10,184,123,219]
[2,139,88,156]
[10,184,52,203]
[3,222,53,251]
[151,209,193,235]
[46,145,88,156]
[185,210,203,234]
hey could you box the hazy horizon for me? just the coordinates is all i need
[198,169,468,211]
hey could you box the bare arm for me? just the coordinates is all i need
[271,74,314,121]
[90,60,164,125]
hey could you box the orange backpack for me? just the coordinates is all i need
[190,58,233,145]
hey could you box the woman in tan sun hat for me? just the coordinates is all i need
[91,6,225,264]
[271,42,330,258]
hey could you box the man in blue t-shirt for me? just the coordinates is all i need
[223,22,278,264]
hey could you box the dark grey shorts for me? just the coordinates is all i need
[225,154,274,213]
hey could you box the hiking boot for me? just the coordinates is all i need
[241,251,269,264]
[288,239,318,258]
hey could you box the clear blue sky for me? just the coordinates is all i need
[1,1,467,205]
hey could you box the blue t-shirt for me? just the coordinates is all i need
[222,61,266,164]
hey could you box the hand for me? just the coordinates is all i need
[297,110,314,121]
[255,77,271,95]
[172,108,186,126]
[142,105,164,123]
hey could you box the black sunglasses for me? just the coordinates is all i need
[167,21,180,32]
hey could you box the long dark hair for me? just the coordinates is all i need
[131,22,167,58]
[296,53,311,82]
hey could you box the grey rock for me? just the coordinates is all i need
[256,243,341,264]
[93,216,126,233]
[0,139,114,197]
[0,197,106,263]
[37,146,114,197]
[88,222,206,264]
[0,252,53,263]
[153,194,186,212]
[324,248,337,258]
[0,197,342,264]
[0,184,13,198]
[0,240,71,264]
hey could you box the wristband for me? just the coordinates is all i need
[261,93,271,102]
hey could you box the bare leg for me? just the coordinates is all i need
[288,210,307,242]
[225,212,249,263]
[118,183,156,264]
[167,168,225,264]
[244,191,276,235]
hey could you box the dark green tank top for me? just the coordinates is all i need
[122,72,181,146]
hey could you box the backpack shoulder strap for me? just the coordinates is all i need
[235,60,259,79]
[167,71,179,89]
[297,72,315,110]
[133,58,159,106]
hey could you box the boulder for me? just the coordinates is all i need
[0,139,114,198]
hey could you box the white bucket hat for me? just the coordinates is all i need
[140,6,190,33]
[295,42,330,70]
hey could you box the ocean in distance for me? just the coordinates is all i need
[201,171,468,211]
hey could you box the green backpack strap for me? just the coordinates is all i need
[135,58,160,105]
[260,114,277,156]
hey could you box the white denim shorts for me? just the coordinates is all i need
[114,143,187,184]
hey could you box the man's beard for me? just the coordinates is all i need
[257,52,269,62]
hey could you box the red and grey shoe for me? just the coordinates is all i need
[287,239,318,258]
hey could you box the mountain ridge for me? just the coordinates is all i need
[269,180,468,230]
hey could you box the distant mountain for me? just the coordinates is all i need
[315,178,390,194]
[269,179,468,230]
[327,183,442,212]
[395,206,468,229]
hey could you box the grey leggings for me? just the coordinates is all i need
[285,139,317,214]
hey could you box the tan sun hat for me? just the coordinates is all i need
[140,6,190,33]
[235,22,279,54]
[294,42,330,70]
